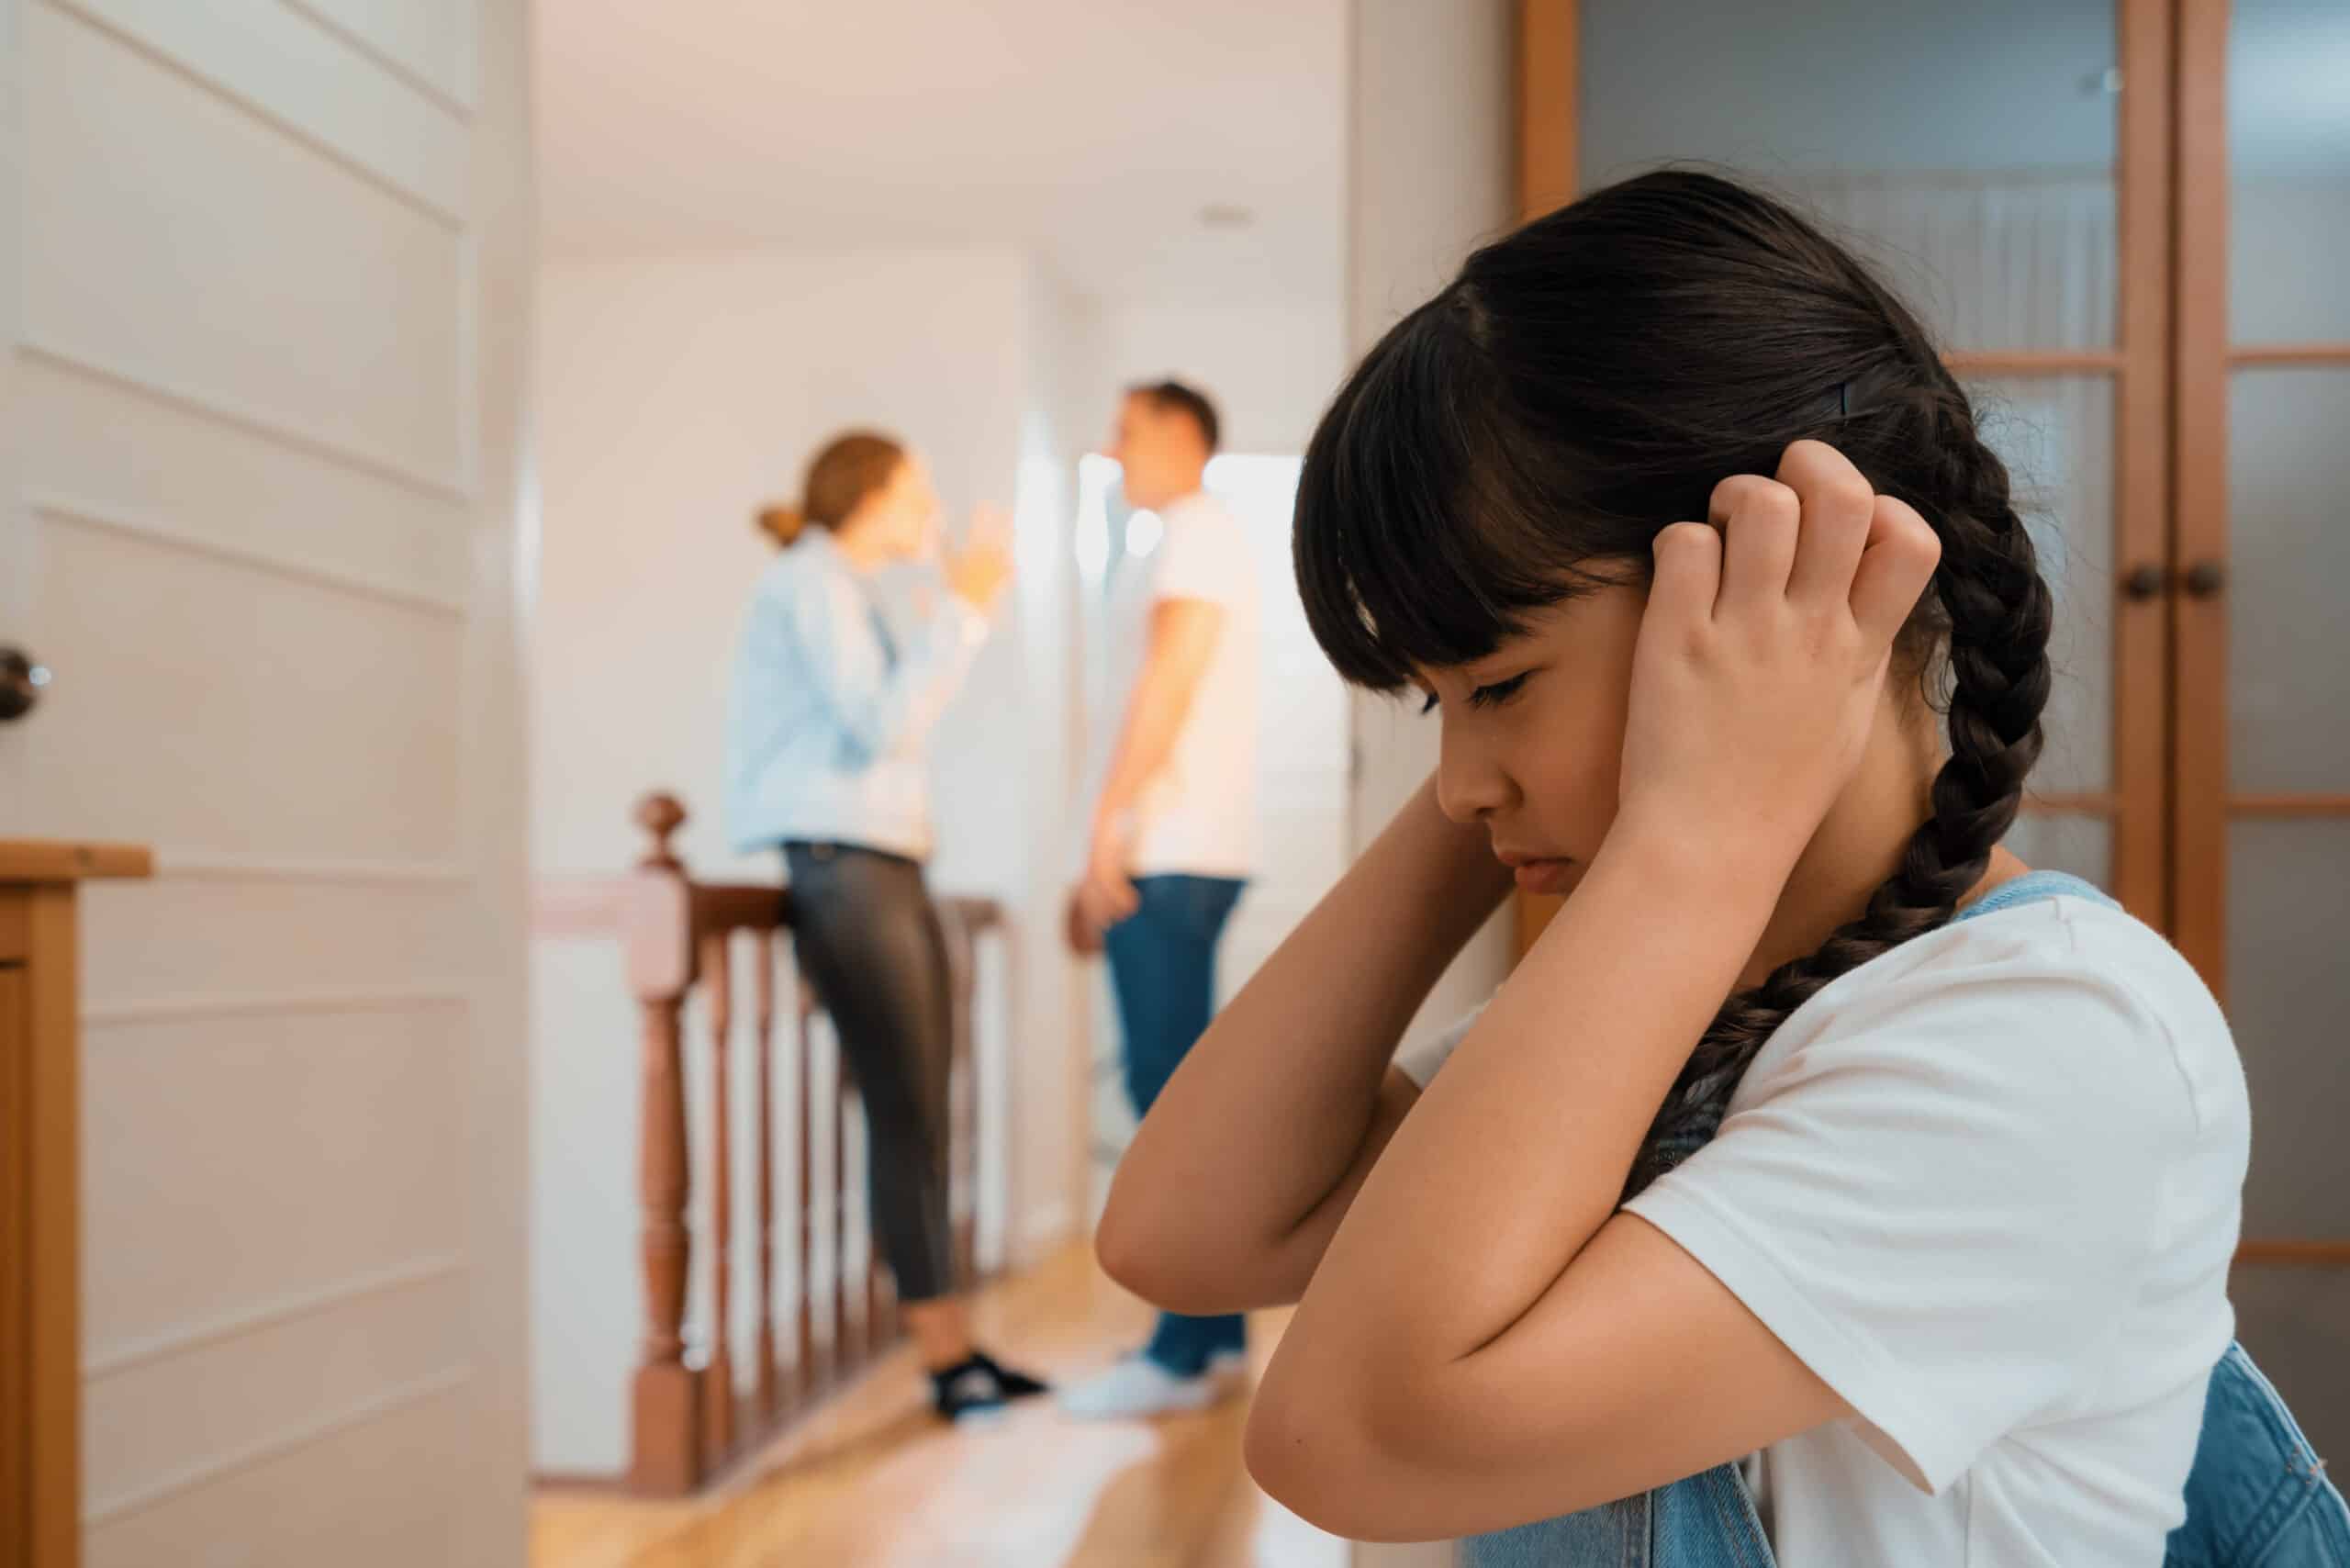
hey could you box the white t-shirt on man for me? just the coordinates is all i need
[1394,891,2249,1566]
[1125,489,1260,878]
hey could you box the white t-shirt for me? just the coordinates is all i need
[1127,490,1260,878]
[1393,892,2248,1566]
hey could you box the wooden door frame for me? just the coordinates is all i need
[2114,0,2177,932]
[1512,0,1576,954]
[2170,0,2231,990]
[1509,0,2176,955]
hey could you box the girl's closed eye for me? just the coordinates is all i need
[1467,671,1533,710]
[1418,669,1536,715]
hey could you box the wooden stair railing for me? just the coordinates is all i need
[618,793,1004,1495]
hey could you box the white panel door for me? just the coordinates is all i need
[0,1,531,1563]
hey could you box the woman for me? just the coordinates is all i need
[725,430,1046,1421]
[1098,174,2344,1562]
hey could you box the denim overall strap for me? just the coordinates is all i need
[1955,868,2118,919]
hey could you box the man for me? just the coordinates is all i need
[1061,381,1261,1419]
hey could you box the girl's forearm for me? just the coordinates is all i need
[1098,775,1512,1290]
[1283,821,1784,1372]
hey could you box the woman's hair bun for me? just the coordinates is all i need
[755,503,806,548]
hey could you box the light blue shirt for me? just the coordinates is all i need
[723,529,987,860]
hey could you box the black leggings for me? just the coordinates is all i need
[783,842,957,1304]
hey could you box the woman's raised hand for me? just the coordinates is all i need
[946,503,1015,615]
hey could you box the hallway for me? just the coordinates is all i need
[532,1245,1346,1568]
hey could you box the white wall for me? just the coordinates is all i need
[529,245,1091,1473]
[1003,261,1099,1260]
[1346,0,1518,1078]
[1086,298,1349,454]
[532,246,1030,882]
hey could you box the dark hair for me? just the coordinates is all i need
[1128,379,1222,454]
[756,430,906,547]
[1296,170,2052,1197]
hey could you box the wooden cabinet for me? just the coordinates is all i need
[1,843,149,1568]
[2,964,26,1566]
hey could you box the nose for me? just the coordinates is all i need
[1435,717,1515,826]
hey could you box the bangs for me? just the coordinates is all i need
[1292,296,1599,691]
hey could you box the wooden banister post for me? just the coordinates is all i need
[867,1193,893,1350]
[699,926,736,1469]
[753,932,779,1417]
[622,792,699,1495]
[941,903,979,1289]
[796,986,820,1398]
[835,1066,856,1362]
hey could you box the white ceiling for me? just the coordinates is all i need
[535,0,1348,306]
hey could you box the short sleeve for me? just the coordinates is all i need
[1393,1002,1489,1089]
[1622,934,2193,1495]
[1151,512,1239,609]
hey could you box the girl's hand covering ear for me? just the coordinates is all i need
[1614,440,1942,879]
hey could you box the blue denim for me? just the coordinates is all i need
[1465,871,2350,1567]
[1464,1463,1773,1568]
[2168,1344,2350,1567]
[1104,873,1248,1376]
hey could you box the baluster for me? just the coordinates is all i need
[836,1067,857,1363]
[623,793,699,1495]
[754,930,779,1418]
[797,988,820,1398]
[867,1167,893,1353]
[943,904,979,1289]
[699,928,735,1468]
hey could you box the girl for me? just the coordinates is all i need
[725,431,1048,1421]
[1097,174,2311,1562]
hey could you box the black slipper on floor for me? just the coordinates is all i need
[930,1350,1050,1421]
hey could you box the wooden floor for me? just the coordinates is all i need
[532,1244,1347,1568]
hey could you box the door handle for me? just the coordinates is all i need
[1,646,50,722]
[2184,560,2227,599]
[2121,563,2166,601]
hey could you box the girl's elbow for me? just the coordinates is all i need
[1245,1381,1416,1540]
[1093,1204,1262,1315]
[1243,1380,1339,1529]
[1092,1166,1193,1300]
[1091,1199,1165,1300]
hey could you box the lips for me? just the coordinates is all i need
[1494,846,1574,896]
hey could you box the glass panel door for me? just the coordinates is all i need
[2177,0,2350,1462]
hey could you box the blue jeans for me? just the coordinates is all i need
[1103,873,1247,1377]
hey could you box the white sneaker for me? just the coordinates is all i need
[1058,1356,1225,1420]
[1206,1346,1250,1378]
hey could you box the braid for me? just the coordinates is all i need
[1621,375,2054,1199]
